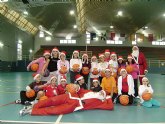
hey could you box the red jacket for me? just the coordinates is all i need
[57,84,67,95]
[43,85,59,98]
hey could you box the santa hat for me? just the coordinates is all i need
[99,53,105,58]
[118,56,123,60]
[75,74,83,81]
[93,78,99,83]
[60,75,67,82]
[51,47,59,58]
[47,76,57,84]
[110,52,116,56]
[120,68,127,74]
[105,68,111,72]
[127,55,133,59]
[33,74,41,80]
[132,46,139,50]
[91,55,97,62]
[82,53,88,64]
[72,50,79,59]
[59,51,66,59]
[104,49,110,54]
[43,50,51,56]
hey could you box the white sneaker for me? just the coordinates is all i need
[19,106,32,116]
[15,99,21,104]
[136,96,140,99]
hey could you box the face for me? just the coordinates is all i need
[73,52,79,58]
[121,70,127,77]
[99,56,105,62]
[36,75,41,82]
[83,55,88,60]
[133,47,138,51]
[118,59,123,63]
[142,78,149,85]
[105,70,111,77]
[111,55,116,61]
[45,54,50,59]
[92,57,97,62]
[52,51,59,57]
[60,80,66,85]
[60,54,65,60]
[105,53,110,58]
[93,81,99,87]
[128,58,132,63]
[51,78,57,86]
[78,78,84,85]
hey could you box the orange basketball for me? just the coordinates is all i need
[92,68,99,75]
[39,95,48,101]
[66,84,77,94]
[30,63,39,72]
[26,89,35,98]
[72,64,80,72]
[82,67,90,75]
[119,95,129,106]
[59,66,67,74]
[100,71,106,77]
[142,92,152,101]
[126,65,133,73]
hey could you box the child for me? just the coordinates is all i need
[70,50,82,83]
[139,77,160,108]
[117,68,134,105]
[91,78,102,92]
[117,56,126,76]
[57,75,68,95]
[75,74,87,89]
[15,74,45,105]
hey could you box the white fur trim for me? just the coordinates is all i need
[76,76,83,81]
[33,74,40,80]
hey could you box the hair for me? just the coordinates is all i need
[127,58,135,64]
[118,59,126,66]
[142,77,150,87]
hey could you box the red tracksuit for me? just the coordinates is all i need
[31,89,114,115]
[57,84,67,95]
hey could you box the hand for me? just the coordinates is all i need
[27,67,30,71]
[144,70,148,75]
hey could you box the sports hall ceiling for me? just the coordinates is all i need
[1,0,165,38]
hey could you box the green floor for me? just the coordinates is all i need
[0,72,165,124]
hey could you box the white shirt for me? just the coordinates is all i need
[109,60,118,73]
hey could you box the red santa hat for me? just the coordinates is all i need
[99,53,105,58]
[127,55,133,59]
[72,50,79,59]
[75,74,83,81]
[82,53,88,64]
[43,50,51,56]
[60,75,67,82]
[93,78,99,83]
[120,68,127,74]
[59,51,66,59]
[47,76,57,84]
[33,74,41,80]
[110,52,116,56]
[118,56,123,60]
[104,49,110,54]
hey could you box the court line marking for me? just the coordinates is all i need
[60,123,165,124]
[54,114,63,124]
[0,120,53,123]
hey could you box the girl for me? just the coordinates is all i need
[98,53,109,83]
[75,74,87,89]
[57,75,68,95]
[117,56,126,76]
[117,68,134,105]
[70,50,82,83]
[90,55,99,87]
[57,51,69,84]
[27,50,50,80]
[127,55,139,97]
[15,74,45,105]
[139,77,160,108]
[80,53,91,87]
[91,78,102,92]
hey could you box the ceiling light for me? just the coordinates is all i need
[0,0,8,2]
[145,26,148,29]
[95,37,99,41]
[18,40,22,44]
[114,36,119,41]
[45,36,51,41]
[39,31,44,38]
[163,13,165,17]
[110,25,114,29]
[0,42,4,47]
[73,25,77,29]
[117,11,123,16]
[23,11,28,15]
[70,10,75,15]
[29,49,33,53]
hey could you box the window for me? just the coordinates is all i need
[17,41,22,60]
[60,39,76,44]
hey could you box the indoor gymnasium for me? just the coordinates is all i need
[0,0,165,124]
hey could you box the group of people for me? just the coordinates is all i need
[16,46,160,116]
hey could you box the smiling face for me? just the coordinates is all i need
[73,52,79,58]
[120,69,127,77]
[60,54,65,60]
[50,78,57,87]
[142,78,149,86]
[52,50,59,57]
[36,75,41,83]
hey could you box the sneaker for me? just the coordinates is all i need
[19,106,32,116]
[15,99,21,104]
[24,101,32,106]
[135,96,140,99]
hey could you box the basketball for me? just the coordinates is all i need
[66,84,77,94]
[39,95,48,101]
[92,68,99,75]
[82,67,90,75]
[142,92,152,101]
[126,65,133,73]
[72,64,80,72]
[100,71,106,77]
[26,89,35,98]
[119,95,129,106]
[30,63,39,72]
[60,66,67,74]
[43,69,50,77]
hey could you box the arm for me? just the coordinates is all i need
[79,59,82,70]
[41,59,50,76]
[117,77,122,95]
[27,58,40,71]
[57,60,61,71]
[128,75,134,96]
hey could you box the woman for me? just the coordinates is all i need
[117,68,134,105]
[70,50,82,83]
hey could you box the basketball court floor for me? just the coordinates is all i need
[0,72,164,124]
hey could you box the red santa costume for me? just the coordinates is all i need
[21,84,114,116]
[131,46,148,84]
[57,75,67,95]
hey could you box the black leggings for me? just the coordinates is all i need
[134,79,138,97]
[20,91,37,105]
[70,71,80,83]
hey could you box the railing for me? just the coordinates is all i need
[147,59,165,68]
